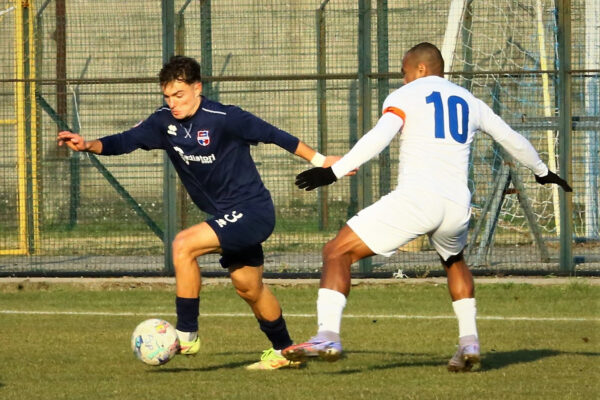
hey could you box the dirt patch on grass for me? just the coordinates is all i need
[0,276,598,292]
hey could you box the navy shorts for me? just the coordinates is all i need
[206,202,275,269]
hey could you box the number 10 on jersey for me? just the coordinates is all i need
[425,91,469,144]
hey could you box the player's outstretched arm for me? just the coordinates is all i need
[477,101,572,193]
[57,131,103,154]
[294,141,355,176]
[534,170,572,192]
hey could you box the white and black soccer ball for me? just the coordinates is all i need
[131,318,179,366]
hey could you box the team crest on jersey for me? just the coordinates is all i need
[167,125,177,136]
[197,130,210,146]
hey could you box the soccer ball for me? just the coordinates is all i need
[131,318,180,366]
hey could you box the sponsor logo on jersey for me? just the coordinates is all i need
[215,210,244,228]
[173,146,216,165]
[167,125,177,136]
[197,130,210,146]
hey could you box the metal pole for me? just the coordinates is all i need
[175,0,193,231]
[200,0,213,99]
[358,0,372,273]
[376,0,390,197]
[583,0,599,239]
[22,1,34,253]
[556,0,574,272]
[55,0,67,158]
[316,1,329,230]
[162,0,177,274]
[460,0,473,92]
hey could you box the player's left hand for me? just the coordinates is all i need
[535,170,572,192]
[296,167,337,191]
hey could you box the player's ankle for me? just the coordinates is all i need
[176,329,198,342]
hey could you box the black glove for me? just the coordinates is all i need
[295,167,337,191]
[535,170,572,192]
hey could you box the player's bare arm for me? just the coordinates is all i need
[57,131,103,154]
[294,141,355,178]
[294,141,338,168]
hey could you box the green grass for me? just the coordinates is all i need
[0,281,598,399]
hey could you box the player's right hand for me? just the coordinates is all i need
[296,167,337,191]
[57,131,86,152]
[535,170,572,192]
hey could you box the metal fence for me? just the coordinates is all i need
[0,0,598,277]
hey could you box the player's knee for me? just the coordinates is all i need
[172,232,194,263]
[440,251,465,268]
[233,280,262,303]
[322,238,348,264]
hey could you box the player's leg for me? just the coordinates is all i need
[283,225,374,362]
[430,202,480,372]
[171,221,221,355]
[442,253,480,372]
[228,264,301,370]
[285,191,431,362]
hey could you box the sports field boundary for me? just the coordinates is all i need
[1,309,597,322]
[0,276,598,286]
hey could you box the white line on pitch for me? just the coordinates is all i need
[0,310,597,322]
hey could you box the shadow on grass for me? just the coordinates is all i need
[322,348,600,374]
[323,350,446,375]
[149,351,288,373]
[481,349,600,371]
[149,360,251,373]
[148,349,600,374]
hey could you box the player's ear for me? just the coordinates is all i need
[194,82,202,97]
[416,63,427,77]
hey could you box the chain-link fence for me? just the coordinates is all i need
[0,0,598,277]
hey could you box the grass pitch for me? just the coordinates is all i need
[0,279,598,400]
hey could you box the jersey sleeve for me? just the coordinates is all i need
[331,111,404,178]
[476,99,548,176]
[99,111,165,155]
[225,106,300,153]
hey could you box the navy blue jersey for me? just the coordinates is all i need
[99,97,300,216]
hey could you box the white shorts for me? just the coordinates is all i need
[347,189,471,261]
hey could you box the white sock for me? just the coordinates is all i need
[176,329,197,342]
[316,288,347,335]
[452,298,478,338]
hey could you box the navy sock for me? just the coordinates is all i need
[258,314,293,350]
[175,296,199,332]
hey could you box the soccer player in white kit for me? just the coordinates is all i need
[283,42,572,372]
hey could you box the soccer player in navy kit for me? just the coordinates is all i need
[58,56,339,370]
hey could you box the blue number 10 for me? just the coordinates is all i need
[425,91,469,143]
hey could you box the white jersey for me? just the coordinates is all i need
[332,75,548,207]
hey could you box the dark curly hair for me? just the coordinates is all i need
[159,56,201,86]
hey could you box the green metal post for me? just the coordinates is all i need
[460,0,473,91]
[376,0,390,197]
[348,81,359,219]
[556,0,574,272]
[316,1,329,230]
[176,0,193,55]
[68,57,90,230]
[55,0,67,159]
[162,0,177,274]
[200,0,213,99]
[358,0,372,273]
[462,1,475,195]
[175,0,193,229]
